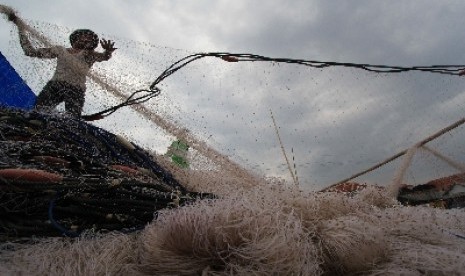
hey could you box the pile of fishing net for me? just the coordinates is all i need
[0,6,464,273]
[0,181,464,275]
[0,107,212,240]
[1,109,463,275]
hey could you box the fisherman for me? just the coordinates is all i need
[7,11,117,117]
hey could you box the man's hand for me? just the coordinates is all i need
[100,39,117,53]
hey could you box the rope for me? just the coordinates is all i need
[270,109,299,186]
[387,143,419,198]
[323,117,465,191]
[85,52,465,119]
[421,145,465,173]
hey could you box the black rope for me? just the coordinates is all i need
[82,88,161,121]
[82,52,465,120]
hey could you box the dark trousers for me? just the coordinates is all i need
[34,81,85,117]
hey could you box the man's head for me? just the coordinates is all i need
[69,29,99,50]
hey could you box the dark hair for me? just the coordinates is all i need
[69,29,99,50]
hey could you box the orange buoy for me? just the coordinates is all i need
[0,168,63,183]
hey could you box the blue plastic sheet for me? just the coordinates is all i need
[0,51,36,109]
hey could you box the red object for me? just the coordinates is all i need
[221,56,239,62]
[0,168,63,183]
[423,173,465,191]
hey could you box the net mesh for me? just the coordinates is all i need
[1,9,465,275]
[3,17,465,192]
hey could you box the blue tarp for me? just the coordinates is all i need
[0,51,36,109]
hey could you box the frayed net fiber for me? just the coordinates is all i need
[136,187,322,275]
[1,184,464,275]
[0,233,138,275]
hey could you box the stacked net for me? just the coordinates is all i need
[1,184,464,275]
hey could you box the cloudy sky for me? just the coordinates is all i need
[1,0,465,190]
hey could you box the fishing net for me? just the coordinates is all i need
[4,17,465,192]
[0,107,214,240]
[0,7,465,275]
[1,184,464,275]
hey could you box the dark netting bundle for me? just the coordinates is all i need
[0,107,214,240]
